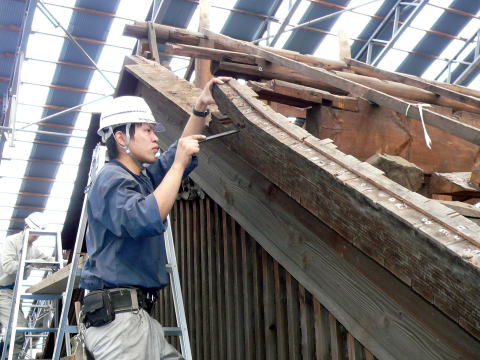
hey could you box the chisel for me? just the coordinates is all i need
[198,129,240,144]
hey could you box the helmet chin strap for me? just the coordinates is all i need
[118,123,145,173]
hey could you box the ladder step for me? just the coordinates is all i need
[25,260,61,266]
[21,294,62,300]
[163,327,183,336]
[15,325,77,333]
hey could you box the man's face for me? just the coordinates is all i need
[128,123,159,164]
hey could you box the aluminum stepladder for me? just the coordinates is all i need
[51,144,192,360]
[1,228,64,360]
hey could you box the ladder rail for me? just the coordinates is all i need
[1,229,63,360]
[164,217,192,360]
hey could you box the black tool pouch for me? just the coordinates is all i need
[81,291,115,328]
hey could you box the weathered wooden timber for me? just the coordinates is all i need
[430,172,480,195]
[346,58,480,111]
[366,153,424,192]
[248,80,359,111]
[124,22,346,70]
[118,56,480,358]
[203,29,480,146]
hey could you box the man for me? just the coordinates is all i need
[0,212,53,358]
[79,76,229,360]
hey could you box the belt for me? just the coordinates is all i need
[0,284,14,290]
[83,288,154,314]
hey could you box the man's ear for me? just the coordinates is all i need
[114,130,126,147]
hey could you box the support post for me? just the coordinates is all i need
[195,0,212,88]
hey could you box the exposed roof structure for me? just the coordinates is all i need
[1,0,480,238]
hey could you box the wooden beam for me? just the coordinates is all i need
[430,172,480,194]
[123,22,347,70]
[249,79,359,112]
[165,43,263,65]
[203,29,480,146]
[338,30,351,62]
[439,200,480,219]
[213,61,343,94]
[147,21,160,62]
[119,58,480,357]
[347,58,480,113]
[195,0,213,88]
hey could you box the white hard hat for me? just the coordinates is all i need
[25,212,48,230]
[98,96,165,141]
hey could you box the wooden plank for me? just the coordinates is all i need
[27,256,86,294]
[299,285,314,359]
[314,299,330,360]
[252,241,266,359]
[347,57,480,112]
[241,228,254,360]
[231,218,245,357]
[286,273,301,360]
[471,149,480,187]
[214,203,226,359]
[222,209,235,358]
[199,199,210,360]
[121,59,480,358]
[274,261,288,360]
[329,314,343,360]
[263,249,277,360]
[206,198,219,359]
[193,201,201,358]
[204,29,480,145]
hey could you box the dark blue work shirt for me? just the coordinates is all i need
[79,142,197,291]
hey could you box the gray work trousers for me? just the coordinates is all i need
[84,308,183,360]
[0,289,27,359]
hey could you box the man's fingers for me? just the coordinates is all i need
[189,134,207,141]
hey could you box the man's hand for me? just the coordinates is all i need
[173,134,206,169]
[194,76,231,111]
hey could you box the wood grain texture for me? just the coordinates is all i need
[119,58,480,359]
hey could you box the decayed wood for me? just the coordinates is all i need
[204,29,480,146]
[248,80,359,112]
[120,58,480,358]
[366,153,424,192]
[27,256,86,294]
[430,172,480,194]
[347,58,480,111]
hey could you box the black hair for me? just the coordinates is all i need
[105,124,136,160]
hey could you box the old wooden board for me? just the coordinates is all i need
[27,256,86,294]
[347,57,480,111]
[118,58,480,358]
[203,29,480,146]
[306,101,479,174]
[211,79,480,337]
[430,172,480,194]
